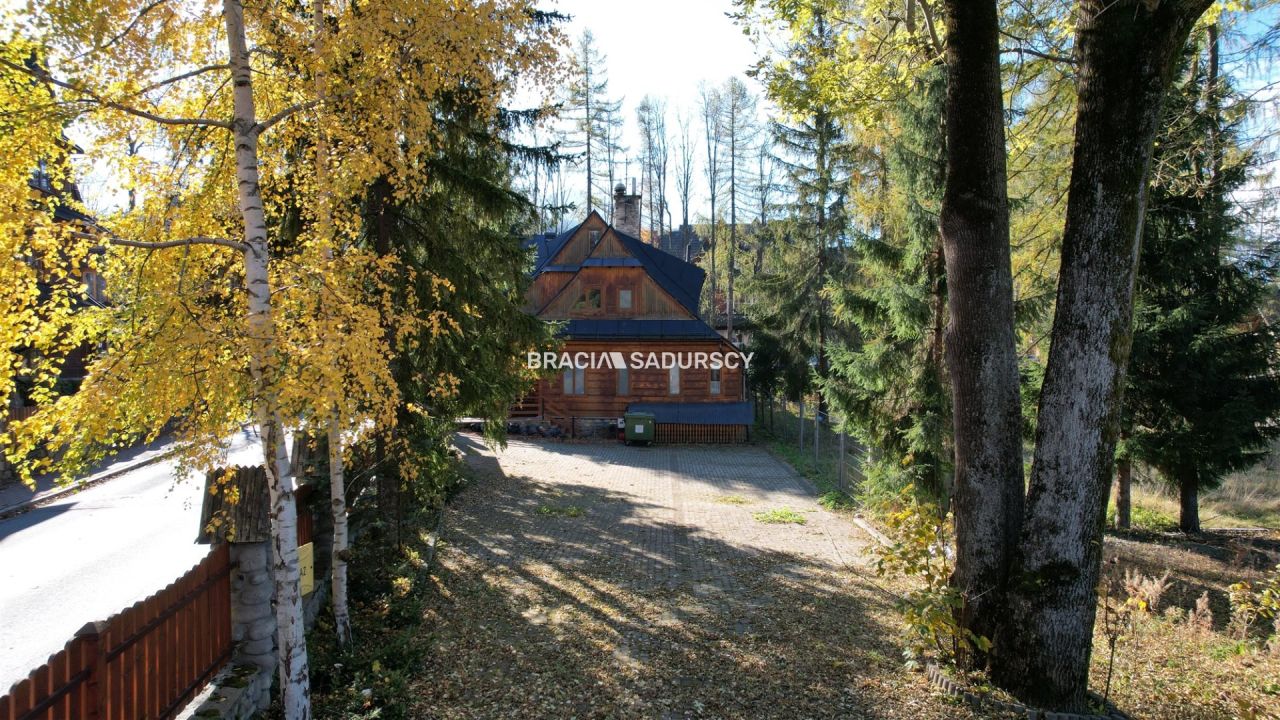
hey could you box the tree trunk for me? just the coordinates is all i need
[994,0,1211,709]
[1178,467,1201,533]
[311,0,350,646]
[1114,457,1131,530]
[938,0,1024,663]
[223,0,310,715]
[728,127,736,338]
[328,419,352,643]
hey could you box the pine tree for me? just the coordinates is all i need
[1122,44,1280,533]
[825,65,950,504]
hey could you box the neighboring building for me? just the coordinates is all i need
[519,184,752,442]
[9,157,102,418]
[652,225,704,262]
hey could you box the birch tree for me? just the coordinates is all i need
[2,1,560,717]
[637,96,670,240]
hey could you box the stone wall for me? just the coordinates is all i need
[181,498,338,720]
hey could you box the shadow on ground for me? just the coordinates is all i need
[409,436,987,720]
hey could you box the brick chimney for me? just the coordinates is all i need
[612,182,641,239]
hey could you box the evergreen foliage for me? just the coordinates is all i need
[747,6,856,406]
[1122,49,1280,533]
[364,98,557,507]
[825,65,950,504]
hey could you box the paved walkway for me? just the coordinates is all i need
[410,437,981,719]
[0,434,176,516]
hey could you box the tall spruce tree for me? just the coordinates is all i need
[1122,46,1280,533]
[748,6,854,418]
[365,98,557,518]
[825,65,950,504]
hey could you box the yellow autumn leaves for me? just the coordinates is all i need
[1,0,564,485]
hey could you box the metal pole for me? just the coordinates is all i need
[814,403,820,462]
[798,398,805,452]
[838,429,846,491]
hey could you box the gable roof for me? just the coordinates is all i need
[526,213,706,319]
[525,220,583,271]
[607,229,705,317]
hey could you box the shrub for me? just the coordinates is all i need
[870,485,989,668]
[1228,564,1280,649]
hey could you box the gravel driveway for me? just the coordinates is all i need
[410,436,984,719]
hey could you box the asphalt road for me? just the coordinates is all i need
[0,429,266,689]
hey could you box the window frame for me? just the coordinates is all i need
[573,286,602,311]
[710,367,722,395]
[618,288,633,310]
[563,367,586,395]
[668,366,680,395]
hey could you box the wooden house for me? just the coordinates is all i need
[517,185,753,442]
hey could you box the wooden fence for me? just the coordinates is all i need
[0,543,233,720]
[655,423,749,444]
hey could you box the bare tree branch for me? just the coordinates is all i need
[76,231,248,253]
[1001,46,1077,65]
[253,98,319,136]
[2,58,232,129]
[135,64,232,95]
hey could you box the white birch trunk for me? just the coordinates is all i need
[310,0,352,646]
[327,419,351,644]
[223,1,310,716]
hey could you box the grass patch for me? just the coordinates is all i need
[819,490,857,511]
[1130,504,1178,532]
[536,503,584,518]
[1111,463,1280,530]
[753,507,807,525]
[713,494,750,505]
[756,405,861,511]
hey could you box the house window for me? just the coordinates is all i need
[589,230,602,246]
[573,287,601,310]
[668,366,680,395]
[618,288,632,310]
[617,367,629,395]
[83,270,105,304]
[710,368,721,395]
[562,367,585,395]
[32,159,52,193]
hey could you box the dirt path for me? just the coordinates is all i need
[410,437,984,719]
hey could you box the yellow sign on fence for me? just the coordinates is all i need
[298,542,315,596]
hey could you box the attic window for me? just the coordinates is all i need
[589,230,602,246]
[574,287,601,310]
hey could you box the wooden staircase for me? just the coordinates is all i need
[510,385,542,419]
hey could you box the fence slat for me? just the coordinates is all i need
[2,545,235,720]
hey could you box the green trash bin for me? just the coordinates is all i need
[623,412,656,446]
